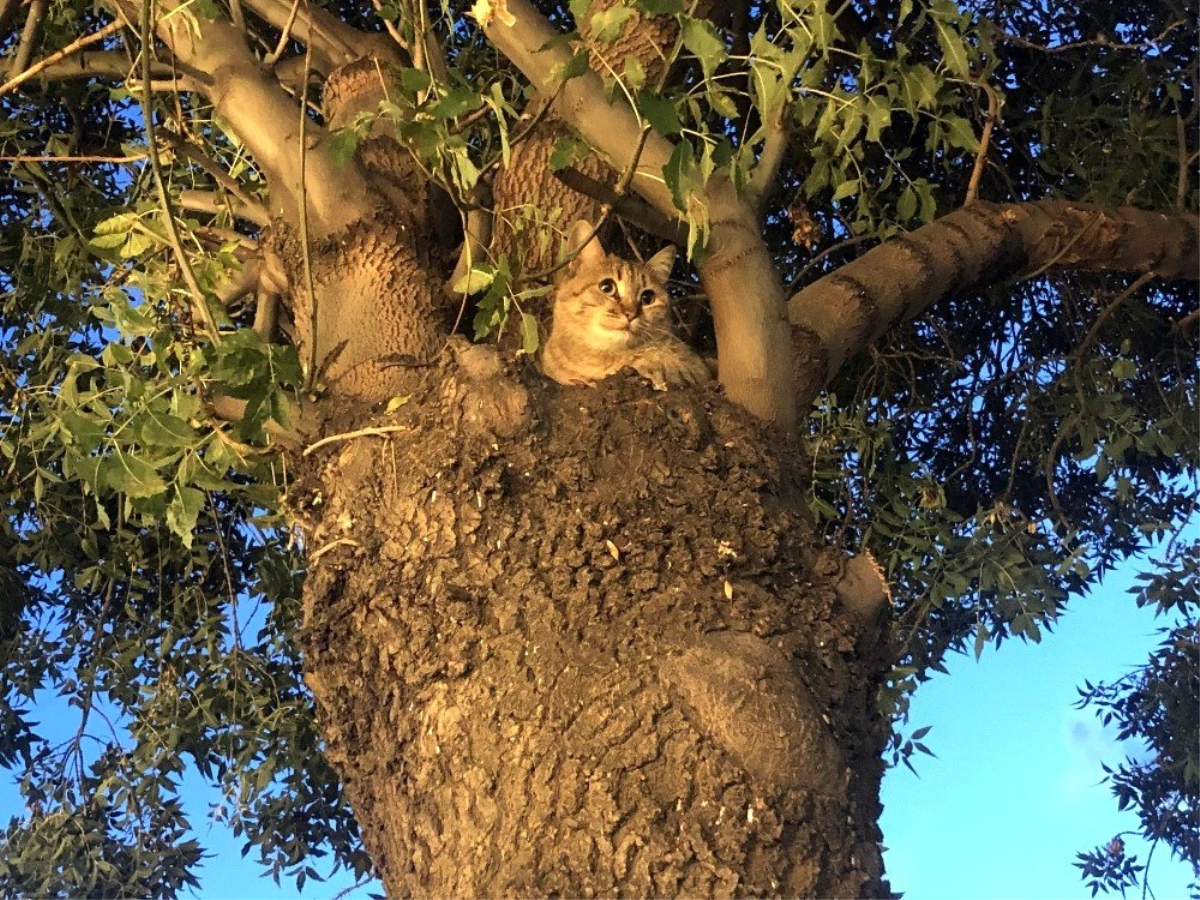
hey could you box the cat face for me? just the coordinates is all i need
[553,222,677,350]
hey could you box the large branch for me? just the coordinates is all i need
[139,5,376,234]
[482,0,797,427]
[239,0,399,75]
[788,200,1200,408]
[24,49,173,81]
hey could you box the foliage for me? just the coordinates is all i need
[0,0,1195,894]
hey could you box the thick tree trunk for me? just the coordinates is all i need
[294,354,892,898]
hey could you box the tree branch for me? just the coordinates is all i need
[240,0,399,74]
[164,135,266,215]
[20,49,174,82]
[749,102,789,212]
[788,201,1200,409]
[128,0,376,234]
[139,0,220,342]
[7,0,47,77]
[0,0,19,39]
[179,189,270,227]
[0,19,123,98]
[552,167,687,245]
[964,82,999,205]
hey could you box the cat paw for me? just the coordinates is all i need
[631,342,711,390]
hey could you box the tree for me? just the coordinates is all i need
[0,0,1195,895]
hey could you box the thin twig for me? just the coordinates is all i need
[1069,272,1154,364]
[1170,308,1199,334]
[1175,112,1189,213]
[303,425,413,456]
[0,152,148,163]
[161,132,267,216]
[965,81,999,205]
[139,0,221,342]
[0,19,123,98]
[478,88,559,176]
[369,0,408,49]
[552,166,686,244]
[995,20,1185,54]
[1016,213,1103,282]
[311,537,361,563]
[265,0,303,66]
[524,126,655,282]
[786,234,872,293]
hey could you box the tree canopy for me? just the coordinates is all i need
[0,0,1195,894]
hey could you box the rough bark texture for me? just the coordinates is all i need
[489,0,684,274]
[294,353,892,898]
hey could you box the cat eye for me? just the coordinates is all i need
[639,290,657,306]
[598,278,617,294]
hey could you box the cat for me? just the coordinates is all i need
[541,221,711,390]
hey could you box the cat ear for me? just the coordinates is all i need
[645,245,677,282]
[566,220,605,268]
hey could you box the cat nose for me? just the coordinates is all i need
[623,309,639,323]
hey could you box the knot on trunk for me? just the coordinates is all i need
[659,630,848,797]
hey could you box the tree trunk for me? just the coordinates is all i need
[294,353,892,898]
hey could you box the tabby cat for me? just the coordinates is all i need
[541,221,710,390]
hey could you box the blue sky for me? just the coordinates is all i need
[1,556,1193,900]
[881,560,1194,900]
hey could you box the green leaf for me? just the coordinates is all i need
[549,135,591,171]
[621,57,646,92]
[399,67,433,94]
[933,19,971,78]
[1111,358,1137,380]
[139,413,197,450]
[167,487,205,547]
[943,115,979,151]
[590,6,633,42]
[832,178,860,201]
[901,65,940,110]
[327,129,360,166]
[638,91,682,136]
[548,50,591,87]
[663,140,697,212]
[633,0,682,13]
[708,86,739,120]
[682,18,727,79]
[429,86,483,119]
[452,265,496,295]
[568,0,592,24]
[973,621,988,660]
[105,450,168,499]
[519,313,540,355]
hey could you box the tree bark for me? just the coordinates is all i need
[788,201,1200,409]
[295,357,892,898]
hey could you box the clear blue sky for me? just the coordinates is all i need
[1,557,1193,900]
[880,561,1194,900]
